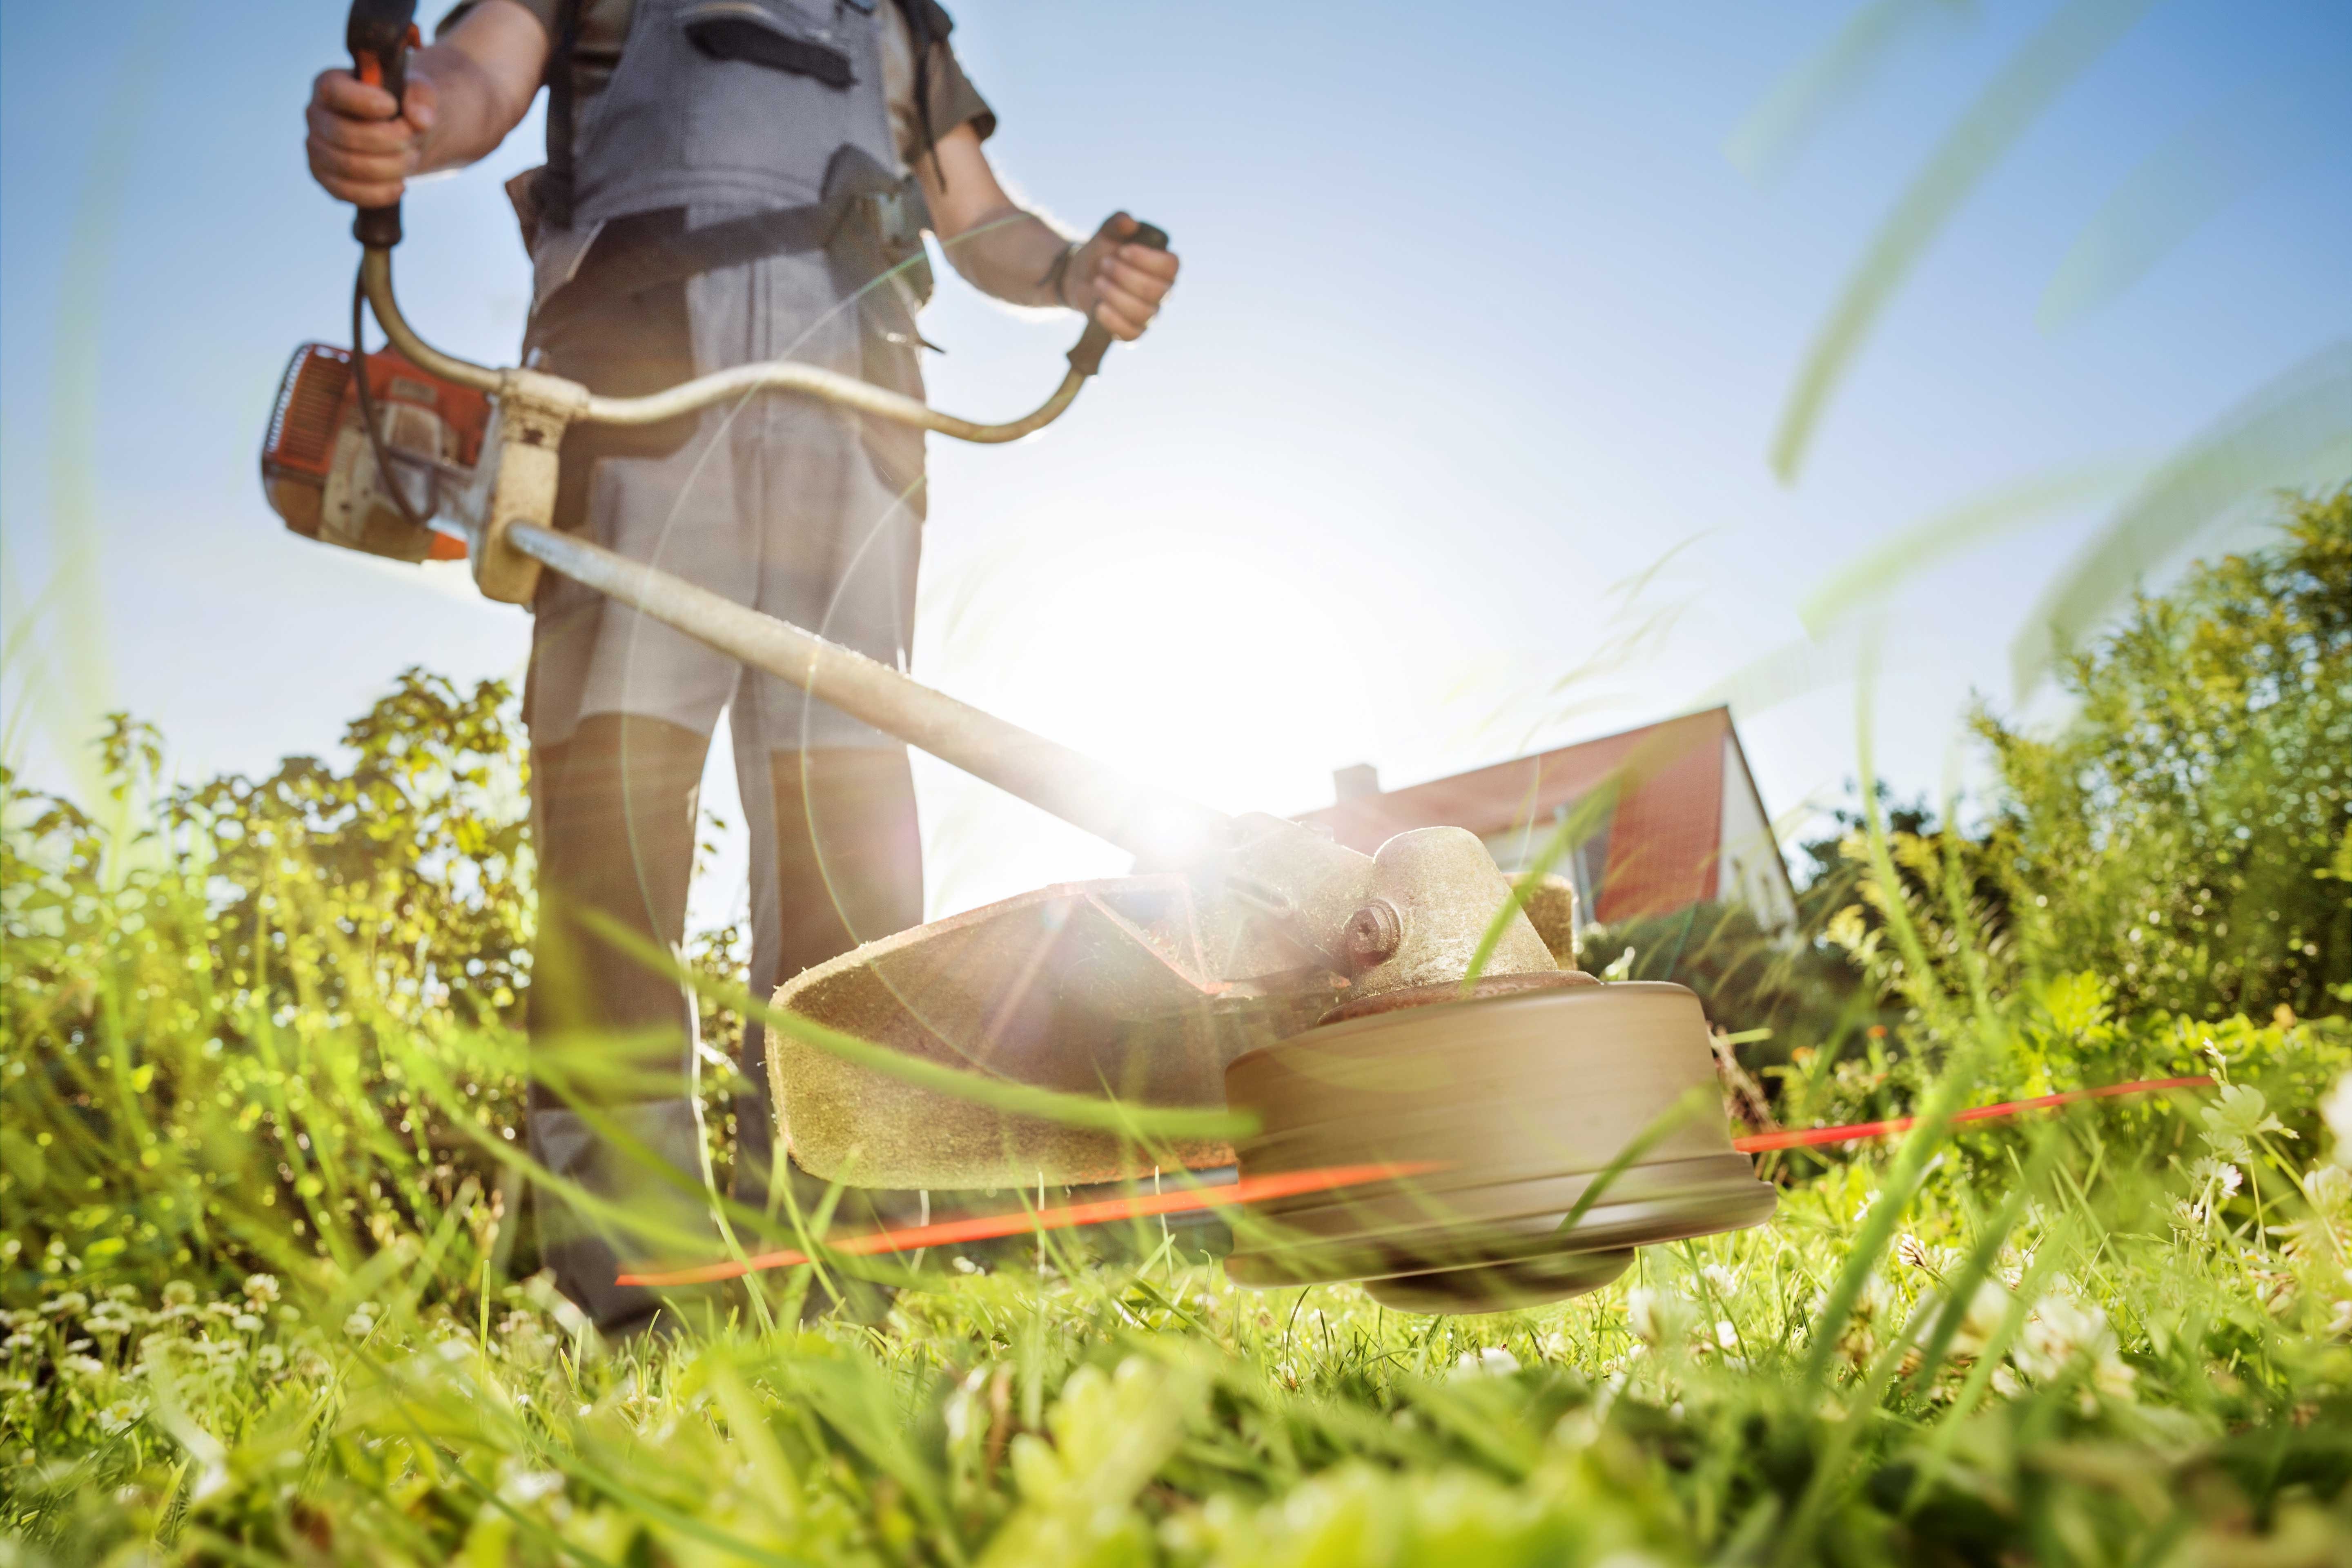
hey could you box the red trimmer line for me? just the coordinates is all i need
[615,1074,2215,1289]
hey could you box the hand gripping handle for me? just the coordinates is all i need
[347,0,421,248]
[1065,222,1170,377]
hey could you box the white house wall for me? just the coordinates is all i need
[1718,736,1797,931]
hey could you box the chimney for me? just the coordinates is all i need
[1332,763,1380,802]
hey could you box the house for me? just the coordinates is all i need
[1299,706,1796,931]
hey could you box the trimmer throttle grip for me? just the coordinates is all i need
[1066,221,1170,378]
[347,0,421,248]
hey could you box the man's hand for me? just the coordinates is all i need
[303,0,549,207]
[916,125,1180,336]
[1065,213,1180,342]
[307,69,438,208]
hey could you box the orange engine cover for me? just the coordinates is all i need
[260,342,490,562]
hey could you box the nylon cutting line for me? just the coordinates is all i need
[615,1074,2216,1288]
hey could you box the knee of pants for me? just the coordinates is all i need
[760,746,924,984]
[528,713,712,1084]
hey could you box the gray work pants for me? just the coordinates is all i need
[521,236,926,1335]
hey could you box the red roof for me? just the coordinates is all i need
[1297,708,1735,923]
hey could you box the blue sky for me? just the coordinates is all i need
[3,0,2347,921]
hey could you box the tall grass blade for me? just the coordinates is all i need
[1727,0,1974,182]
[2040,81,2321,330]
[2008,340,2352,693]
[1768,0,2154,481]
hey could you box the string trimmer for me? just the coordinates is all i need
[259,0,1777,1312]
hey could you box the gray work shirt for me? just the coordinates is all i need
[438,0,995,175]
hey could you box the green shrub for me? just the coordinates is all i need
[1,674,538,1303]
[1973,486,2352,1021]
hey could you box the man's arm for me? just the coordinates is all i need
[306,0,549,208]
[915,123,1180,343]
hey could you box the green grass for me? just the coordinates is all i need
[5,500,2351,1564]
[7,1094,2352,1566]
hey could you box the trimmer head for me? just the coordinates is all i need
[1222,980,1778,1312]
[772,832,1777,1313]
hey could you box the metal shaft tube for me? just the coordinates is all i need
[360,250,1088,440]
[506,523,1231,863]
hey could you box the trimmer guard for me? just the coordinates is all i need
[770,876,1336,1188]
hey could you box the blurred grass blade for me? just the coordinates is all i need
[2040,82,2319,330]
[1554,1087,1715,1236]
[27,17,170,803]
[1460,773,1621,986]
[1799,458,2141,634]
[1728,0,1974,182]
[1689,615,1879,719]
[2009,340,2352,693]
[1769,0,2154,482]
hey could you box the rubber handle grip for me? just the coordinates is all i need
[1066,221,1170,377]
[348,0,420,248]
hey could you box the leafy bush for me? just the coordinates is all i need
[1973,486,2352,1021]
[1,674,537,1303]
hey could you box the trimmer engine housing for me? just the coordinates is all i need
[261,342,488,563]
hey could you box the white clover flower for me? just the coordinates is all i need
[43,1292,89,1318]
[2189,1156,2245,1199]
[1942,1280,2012,1361]
[1625,1287,1696,1349]
[231,1314,263,1334]
[95,1398,147,1434]
[343,1311,377,1340]
[2012,1293,2136,1402]
[1452,1346,1521,1378]
[2323,1071,2352,1171]
[2,1334,35,1354]
[242,1274,281,1307]
[160,1282,196,1309]
[1701,1263,1740,1294]
[256,1345,285,1372]
[499,1469,566,1506]
[499,1312,554,1365]
[59,1354,106,1379]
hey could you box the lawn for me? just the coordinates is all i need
[3,493,2348,1565]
